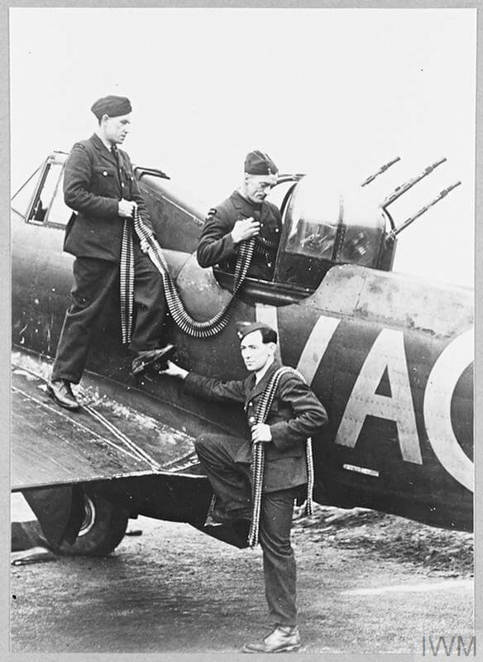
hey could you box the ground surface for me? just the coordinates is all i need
[10,505,474,655]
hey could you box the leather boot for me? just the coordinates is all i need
[242,626,301,653]
[47,379,80,411]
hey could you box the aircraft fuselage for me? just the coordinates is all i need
[11,171,473,532]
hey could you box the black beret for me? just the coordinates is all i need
[91,95,132,119]
[244,150,278,176]
[236,321,277,341]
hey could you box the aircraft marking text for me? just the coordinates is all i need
[291,313,473,491]
[423,328,473,492]
[296,316,341,384]
[335,328,422,464]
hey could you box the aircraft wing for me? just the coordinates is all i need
[11,361,200,492]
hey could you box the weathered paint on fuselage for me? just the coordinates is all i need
[11,172,474,532]
[165,260,473,531]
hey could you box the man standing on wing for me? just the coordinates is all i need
[161,321,327,653]
[48,95,172,410]
[197,151,282,281]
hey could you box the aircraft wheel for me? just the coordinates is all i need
[56,490,128,557]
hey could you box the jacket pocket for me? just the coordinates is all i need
[92,167,117,195]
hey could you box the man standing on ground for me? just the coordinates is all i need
[161,322,327,653]
[197,151,282,281]
[48,95,172,410]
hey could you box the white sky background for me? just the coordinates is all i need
[9,7,476,287]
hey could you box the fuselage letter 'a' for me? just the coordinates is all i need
[335,329,422,464]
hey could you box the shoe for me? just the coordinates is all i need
[131,344,175,375]
[242,626,301,653]
[203,513,223,528]
[204,507,251,527]
[46,379,80,411]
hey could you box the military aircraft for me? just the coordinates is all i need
[10,151,473,556]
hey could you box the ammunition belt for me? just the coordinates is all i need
[120,219,135,344]
[119,209,255,340]
[248,367,315,548]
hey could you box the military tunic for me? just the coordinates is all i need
[196,190,282,281]
[51,134,166,383]
[62,133,156,260]
[184,360,327,627]
[184,360,327,492]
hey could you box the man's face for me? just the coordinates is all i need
[244,174,278,204]
[102,113,131,145]
[240,330,275,372]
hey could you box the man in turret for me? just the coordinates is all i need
[197,151,282,281]
[161,321,327,653]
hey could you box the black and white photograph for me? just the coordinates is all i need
[9,5,475,656]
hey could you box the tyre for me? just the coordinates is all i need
[56,489,128,557]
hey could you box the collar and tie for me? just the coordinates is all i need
[110,144,124,188]
[110,143,119,164]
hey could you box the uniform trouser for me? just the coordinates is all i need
[195,433,298,627]
[51,246,166,384]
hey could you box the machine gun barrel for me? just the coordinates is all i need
[390,181,461,237]
[361,156,401,187]
[383,157,447,207]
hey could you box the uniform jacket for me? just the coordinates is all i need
[184,359,328,491]
[63,133,153,263]
[196,190,282,281]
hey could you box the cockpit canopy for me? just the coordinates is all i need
[274,174,391,290]
[14,152,456,296]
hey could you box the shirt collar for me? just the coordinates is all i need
[246,358,282,399]
[92,132,114,154]
[230,189,261,213]
[254,355,275,384]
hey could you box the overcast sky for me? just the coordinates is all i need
[9,7,476,287]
